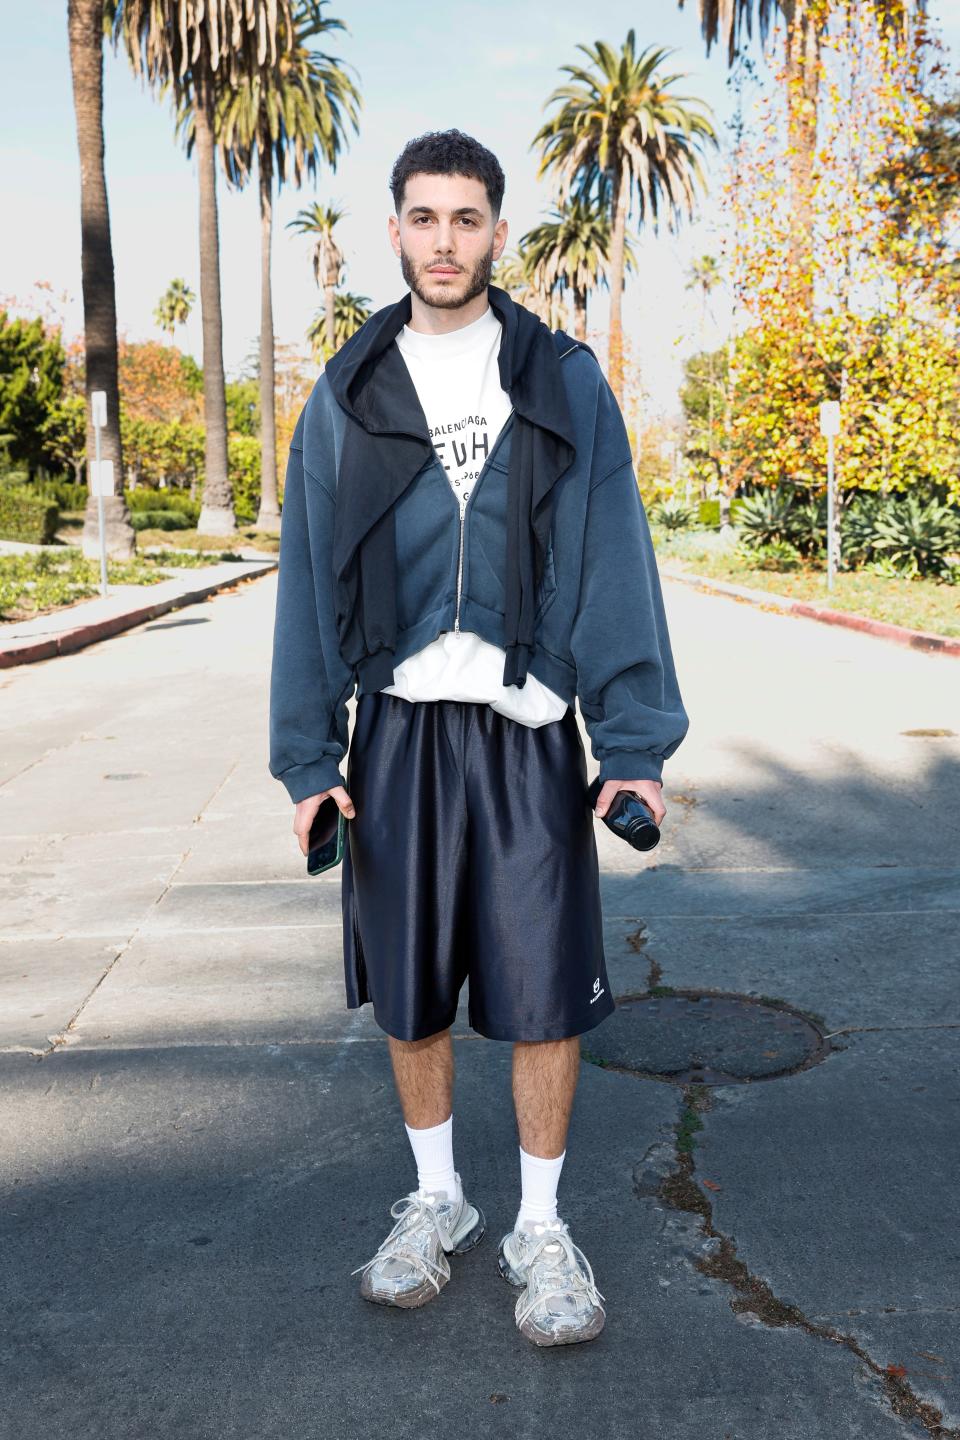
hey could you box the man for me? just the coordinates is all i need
[269,129,689,1347]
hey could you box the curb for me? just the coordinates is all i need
[659,563,960,658]
[0,560,277,668]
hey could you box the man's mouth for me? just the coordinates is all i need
[428,266,460,276]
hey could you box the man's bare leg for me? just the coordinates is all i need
[512,1035,581,1157]
[387,1027,454,1129]
[386,1027,462,1203]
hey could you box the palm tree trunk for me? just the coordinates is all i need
[782,0,820,322]
[194,52,235,537]
[607,161,630,404]
[572,285,587,341]
[256,141,280,533]
[68,0,135,560]
[324,262,336,355]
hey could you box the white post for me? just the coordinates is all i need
[91,391,109,599]
[819,402,841,593]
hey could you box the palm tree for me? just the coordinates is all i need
[490,251,566,328]
[519,196,637,340]
[67,0,135,560]
[533,32,717,403]
[153,278,196,342]
[287,202,348,357]
[491,252,530,298]
[679,0,927,317]
[198,0,361,531]
[685,254,722,457]
[110,0,295,537]
[307,291,371,362]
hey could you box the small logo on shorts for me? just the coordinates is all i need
[590,978,605,1004]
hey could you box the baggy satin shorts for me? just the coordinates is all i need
[340,691,616,1042]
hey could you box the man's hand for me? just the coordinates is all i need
[594,779,665,827]
[294,785,356,857]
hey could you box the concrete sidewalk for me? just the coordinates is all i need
[0,553,277,666]
[0,570,958,1439]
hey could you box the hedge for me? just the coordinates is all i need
[130,509,195,532]
[0,486,60,544]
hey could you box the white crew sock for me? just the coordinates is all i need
[404,1113,461,1202]
[515,1144,566,1232]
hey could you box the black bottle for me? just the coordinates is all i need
[587,775,661,852]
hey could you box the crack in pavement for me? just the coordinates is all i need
[598,912,958,1432]
[629,1083,960,1439]
[31,846,196,1062]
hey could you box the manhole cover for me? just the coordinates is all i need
[582,990,827,1085]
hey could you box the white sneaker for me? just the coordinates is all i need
[498,1217,606,1345]
[352,1174,485,1308]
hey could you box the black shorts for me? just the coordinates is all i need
[340,691,615,1042]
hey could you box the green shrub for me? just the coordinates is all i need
[226,434,261,526]
[649,498,698,530]
[868,494,959,580]
[126,487,200,521]
[0,485,60,544]
[841,493,886,566]
[130,509,195,532]
[736,538,803,571]
[735,489,797,549]
[697,497,745,527]
[736,487,825,557]
[34,478,88,511]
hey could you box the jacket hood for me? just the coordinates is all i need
[323,283,579,693]
[324,282,576,449]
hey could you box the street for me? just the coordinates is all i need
[1,570,958,1439]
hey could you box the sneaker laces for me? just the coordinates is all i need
[350,1190,457,1296]
[514,1220,607,1331]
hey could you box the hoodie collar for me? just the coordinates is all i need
[324,282,576,453]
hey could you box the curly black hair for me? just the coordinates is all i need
[389,129,506,219]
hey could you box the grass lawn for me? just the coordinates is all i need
[56,513,280,557]
[651,528,959,639]
[134,526,280,555]
[0,544,259,623]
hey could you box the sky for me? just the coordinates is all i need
[3,0,960,421]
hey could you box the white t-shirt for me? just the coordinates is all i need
[381,304,568,727]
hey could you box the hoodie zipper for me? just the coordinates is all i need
[454,501,466,633]
[452,405,516,634]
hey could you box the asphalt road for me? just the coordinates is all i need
[1,568,958,1440]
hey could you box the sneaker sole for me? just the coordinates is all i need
[450,1202,486,1255]
[497,1235,526,1288]
[519,1309,606,1347]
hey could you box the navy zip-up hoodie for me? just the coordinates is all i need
[268,301,690,804]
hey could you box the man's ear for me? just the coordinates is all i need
[387,213,401,259]
[493,215,508,262]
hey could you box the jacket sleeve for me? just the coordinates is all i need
[569,457,690,786]
[268,412,356,803]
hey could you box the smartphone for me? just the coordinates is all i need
[306,794,346,875]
